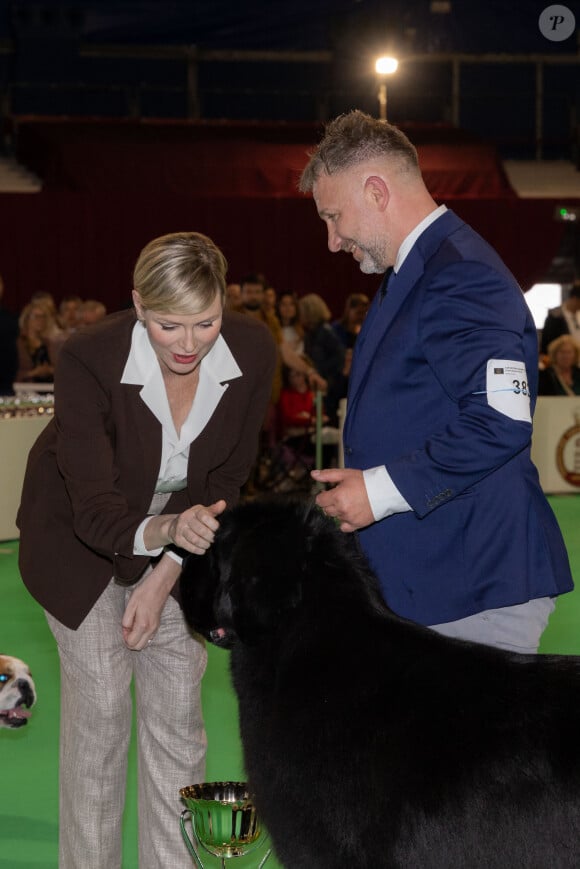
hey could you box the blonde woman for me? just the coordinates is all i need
[18,231,276,868]
[16,300,58,382]
[539,334,580,395]
[298,292,346,424]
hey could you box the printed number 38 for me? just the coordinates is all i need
[512,379,528,396]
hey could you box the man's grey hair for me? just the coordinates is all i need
[299,110,420,192]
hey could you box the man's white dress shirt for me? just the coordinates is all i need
[363,205,447,521]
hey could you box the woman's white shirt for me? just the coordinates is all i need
[121,319,242,556]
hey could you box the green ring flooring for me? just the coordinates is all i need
[2,494,579,868]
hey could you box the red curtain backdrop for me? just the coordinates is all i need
[14,119,517,200]
[0,119,574,317]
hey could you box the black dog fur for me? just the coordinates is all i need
[180,495,580,869]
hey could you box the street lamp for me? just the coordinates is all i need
[375,56,398,121]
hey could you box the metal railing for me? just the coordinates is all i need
[0,41,578,159]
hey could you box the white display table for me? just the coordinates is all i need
[0,413,52,540]
[531,396,580,494]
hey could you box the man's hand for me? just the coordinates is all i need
[311,468,374,532]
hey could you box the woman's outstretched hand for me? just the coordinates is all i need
[168,499,227,554]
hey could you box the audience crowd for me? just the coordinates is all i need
[3,270,580,486]
[0,281,108,391]
[537,280,580,396]
[0,273,352,482]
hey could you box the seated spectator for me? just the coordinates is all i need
[538,334,580,396]
[276,292,304,354]
[79,299,107,327]
[225,283,242,311]
[299,293,346,425]
[332,293,370,349]
[240,274,326,445]
[540,280,580,355]
[262,286,277,319]
[279,365,321,436]
[50,294,84,360]
[16,301,58,382]
[30,291,63,341]
[58,295,83,333]
[240,273,284,444]
[278,363,338,474]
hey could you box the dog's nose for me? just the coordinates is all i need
[16,679,34,707]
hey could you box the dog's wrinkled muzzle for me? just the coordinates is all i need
[0,686,34,727]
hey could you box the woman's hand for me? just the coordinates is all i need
[122,555,181,650]
[168,499,227,555]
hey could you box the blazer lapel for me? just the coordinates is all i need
[346,210,463,421]
[123,382,164,500]
[347,256,425,413]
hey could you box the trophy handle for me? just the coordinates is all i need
[180,809,204,868]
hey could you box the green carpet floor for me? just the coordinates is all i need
[2,495,580,868]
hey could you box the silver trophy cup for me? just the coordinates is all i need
[180,781,272,868]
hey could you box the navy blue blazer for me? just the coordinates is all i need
[344,210,573,625]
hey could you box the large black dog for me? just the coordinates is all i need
[180,496,580,869]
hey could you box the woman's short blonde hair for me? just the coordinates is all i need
[547,334,580,367]
[133,232,227,315]
[18,301,50,335]
[298,293,332,330]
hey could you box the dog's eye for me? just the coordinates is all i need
[0,674,8,683]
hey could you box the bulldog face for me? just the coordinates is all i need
[0,655,36,729]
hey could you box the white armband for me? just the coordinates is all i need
[485,359,531,423]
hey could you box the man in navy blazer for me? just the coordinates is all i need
[300,110,573,653]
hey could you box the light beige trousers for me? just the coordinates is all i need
[46,576,207,869]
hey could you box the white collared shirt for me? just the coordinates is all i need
[394,204,447,274]
[363,205,447,521]
[122,320,242,555]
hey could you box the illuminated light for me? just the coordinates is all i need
[375,57,399,76]
[555,206,580,223]
[525,283,562,329]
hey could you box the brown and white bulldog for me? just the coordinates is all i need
[0,655,36,728]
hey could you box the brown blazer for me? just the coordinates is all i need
[17,308,276,628]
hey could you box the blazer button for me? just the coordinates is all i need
[345,446,353,455]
